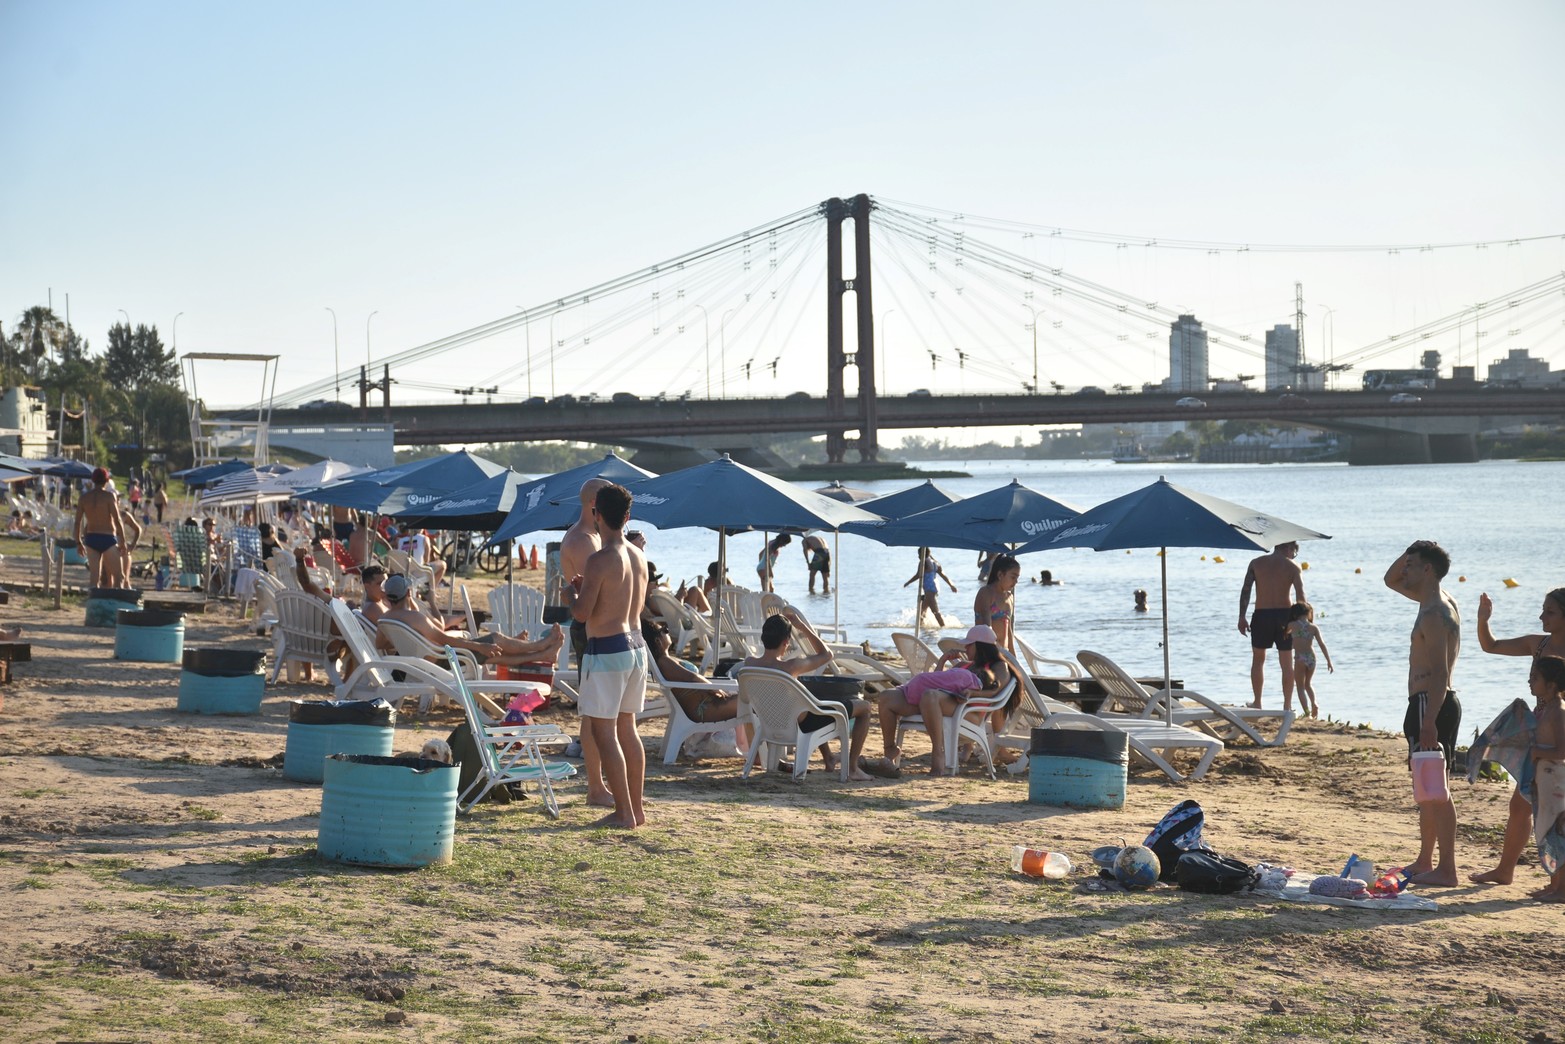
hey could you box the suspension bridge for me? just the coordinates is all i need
[238,194,1565,465]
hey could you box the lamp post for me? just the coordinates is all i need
[720,308,736,399]
[880,308,896,394]
[365,310,378,368]
[325,307,338,398]
[1023,305,1042,394]
[691,303,710,399]
[172,312,184,352]
[548,306,563,400]
[1318,306,1335,389]
[117,308,130,329]
[516,306,533,398]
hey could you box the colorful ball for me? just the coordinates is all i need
[1113,844,1161,889]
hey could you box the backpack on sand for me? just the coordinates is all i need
[1176,852,1258,894]
[1143,799,1211,881]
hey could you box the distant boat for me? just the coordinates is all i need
[1112,438,1148,464]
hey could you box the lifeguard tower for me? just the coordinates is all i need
[181,353,280,467]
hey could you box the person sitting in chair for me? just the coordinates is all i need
[377,574,563,667]
[873,625,1011,777]
[642,618,740,728]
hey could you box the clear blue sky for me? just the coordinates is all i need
[4,1,1562,414]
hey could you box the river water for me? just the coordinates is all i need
[624,458,1563,734]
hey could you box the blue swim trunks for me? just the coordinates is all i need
[578,631,648,718]
[82,532,118,553]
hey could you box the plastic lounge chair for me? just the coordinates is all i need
[1077,649,1294,748]
[647,654,740,764]
[268,590,343,686]
[1015,634,1083,679]
[891,632,941,677]
[442,648,575,817]
[734,666,850,783]
[998,650,1222,783]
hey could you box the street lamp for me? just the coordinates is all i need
[1023,305,1042,394]
[172,311,184,352]
[691,303,710,399]
[548,306,563,400]
[325,308,338,398]
[1318,306,1335,388]
[720,308,737,399]
[880,308,896,394]
[516,306,533,398]
[117,308,130,329]
[365,310,378,368]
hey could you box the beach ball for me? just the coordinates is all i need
[1113,844,1161,890]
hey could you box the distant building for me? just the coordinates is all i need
[1264,324,1299,391]
[0,386,51,457]
[1168,314,1208,393]
[1486,348,1554,386]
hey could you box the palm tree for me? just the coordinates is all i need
[13,306,66,381]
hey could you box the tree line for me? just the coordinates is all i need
[2,305,191,465]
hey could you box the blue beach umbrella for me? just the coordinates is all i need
[299,449,506,512]
[843,478,1083,553]
[38,457,97,480]
[1016,476,1330,723]
[623,455,881,641]
[486,454,657,546]
[861,479,961,521]
[172,458,252,488]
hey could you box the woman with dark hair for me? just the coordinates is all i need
[873,625,1011,776]
[1471,586,1565,886]
[973,553,1021,654]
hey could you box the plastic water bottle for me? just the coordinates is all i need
[1011,846,1071,879]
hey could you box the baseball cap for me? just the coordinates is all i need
[383,574,411,602]
[962,624,999,645]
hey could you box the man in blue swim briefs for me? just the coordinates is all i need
[73,466,125,589]
[564,482,649,829]
[1384,539,1463,887]
[1238,540,1304,713]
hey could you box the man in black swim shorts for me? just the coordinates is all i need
[1238,541,1305,712]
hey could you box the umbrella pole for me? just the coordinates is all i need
[1161,546,1173,726]
[833,529,840,639]
[714,528,727,668]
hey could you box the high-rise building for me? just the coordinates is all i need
[1168,314,1208,392]
[1265,324,1299,391]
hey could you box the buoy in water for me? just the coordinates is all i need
[1213,556,1225,564]
[1355,567,1362,574]
[1301,562,1309,570]
[1200,555,1207,561]
[1458,575,1467,582]
[1503,577,1520,588]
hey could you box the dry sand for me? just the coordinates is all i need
[0,578,1560,1043]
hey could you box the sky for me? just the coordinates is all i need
[3,1,1563,428]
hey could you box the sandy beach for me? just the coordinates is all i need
[1,580,1560,1043]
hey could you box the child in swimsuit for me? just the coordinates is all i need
[1530,656,1565,901]
[1288,602,1333,719]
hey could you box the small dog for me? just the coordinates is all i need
[419,738,454,765]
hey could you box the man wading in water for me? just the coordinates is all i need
[1384,540,1462,887]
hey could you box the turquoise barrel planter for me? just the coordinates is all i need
[85,587,142,628]
[177,672,265,715]
[318,754,458,868]
[1028,729,1129,810]
[113,609,185,663]
[179,572,202,588]
[284,699,398,783]
[56,538,87,566]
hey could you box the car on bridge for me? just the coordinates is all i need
[1074,386,1107,397]
[1277,393,1309,406]
[1389,392,1422,405]
[1174,396,1207,409]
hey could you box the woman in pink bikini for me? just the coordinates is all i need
[873,625,1011,776]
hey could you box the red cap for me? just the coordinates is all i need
[91,466,110,485]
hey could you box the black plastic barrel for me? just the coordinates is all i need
[1029,728,1129,765]
[182,647,268,677]
[285,699,399,783]
[117,608,186,628]
[288,699,397,726]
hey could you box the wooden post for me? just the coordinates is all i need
[54,549,65,609]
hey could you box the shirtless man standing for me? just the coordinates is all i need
[802,533,831,594]
[565,483,648,828]
[1238,540,1305,711]
[73,467,125,589]
[1384,540,1462,886]
[562,478,613,808]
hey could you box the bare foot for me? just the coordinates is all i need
[847,769,875,782]
[1248,700,1262,709]
[1468,867,1515,885]
[591,810,638,829]
[1531,886,1565,902]
[586,790,616,809]
[1409,867,1460,887]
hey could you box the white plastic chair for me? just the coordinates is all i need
[647,655,740,765]
[268,590,342,686]
[891,665,1017,779]
[1016,634,1083,679]
[1077,649,1294,748]
[734,666,849,783]
[443,648,575,817]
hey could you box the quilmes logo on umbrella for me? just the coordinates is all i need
[1231,515,1278,536]
[524,484,547,511]
[427,496,488,512]
[1019,518,1069,537]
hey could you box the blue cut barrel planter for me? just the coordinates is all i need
[284,699,397,783]
[85,587,142,628]
[318,754,458,868]
[113,608,185,663]
[1028,728,1129,810]
[56,538,87,566]
[177,647,268,715]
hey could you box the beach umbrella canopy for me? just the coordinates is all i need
[197,466,296,509]
[811,480,877,503]
[860,479,961,520]
[0,459,32,482]
[38,457,96,479]
[172,458,252,488]
[484,454,657,545]
[0,451,42,475]
[298,449,506,511]
[1017,475,1331,723]
[270,459,370,492]
[621,455,881,644]
[843,478,1083,553]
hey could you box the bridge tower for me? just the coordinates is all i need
[823,194,878,463]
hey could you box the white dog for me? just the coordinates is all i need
[419,738,454,765]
